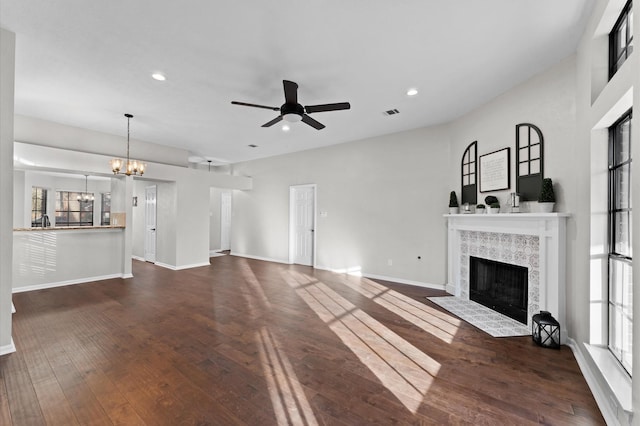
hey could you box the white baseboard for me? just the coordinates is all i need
[313,265,446,291]
[230,252,290,264]
[0,339,16,356]
[12,273,126,293]
[132,255,145,262]
[209,248,222,255]
[11,302,15,314]
[362,273,446,290]
[155,261,211,271]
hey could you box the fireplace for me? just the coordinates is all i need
[446,213,568,342]
[470,256,528,324]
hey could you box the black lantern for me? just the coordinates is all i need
[532,311,560,349]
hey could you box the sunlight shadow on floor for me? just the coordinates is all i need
[342,276,462,344]
[283,269,441,413]
[257,326,319,426]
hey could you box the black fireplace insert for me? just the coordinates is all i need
[469,256,528,324]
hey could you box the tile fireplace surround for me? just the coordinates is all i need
[445,213,569,342]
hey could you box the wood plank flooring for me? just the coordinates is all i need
[1,255,604,425]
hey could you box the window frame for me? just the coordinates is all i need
[101,192,111,226]
[608,108,633,376]
[461,141,478,205]
[609,0,634,79]
[55,190,94,227]
[31,186,48,227]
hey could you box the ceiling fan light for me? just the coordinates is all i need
[283,113,302,123]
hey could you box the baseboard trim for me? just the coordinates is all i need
[12,273,126,293]
[0,339,16,356]
[362,273,446,290]
[230,252,290,264]
[313,265,445,291]
[132,255,145,262]
[209,249,222,255]
[11,302,16,314]
[155,261,211,271]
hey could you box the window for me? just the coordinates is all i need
[461,141,477,205]
[608,109,632,375]
[31,187,49,227]
[101,193,111,225]
[515,123,544,201]
[610,0,634,79]
[55,191,94,227]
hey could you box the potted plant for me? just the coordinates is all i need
[538,178,555,213]
[476,204,486,214]
[484,195,500,214]
[449,191,459,214]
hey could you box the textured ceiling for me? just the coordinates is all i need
[1,0,593,165]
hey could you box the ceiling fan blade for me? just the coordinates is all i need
[231,101,280,111]
[305,102,351,114]
[283,80,298,104]
[261,115,283,127]
[301,114,325,130]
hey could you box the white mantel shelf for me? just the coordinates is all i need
[445,212,569,342]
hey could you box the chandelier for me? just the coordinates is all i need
[110,113,146,176]
[77,174,94,202]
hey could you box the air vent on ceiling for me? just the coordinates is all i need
[384,109,400,116]
[248,144,258,148]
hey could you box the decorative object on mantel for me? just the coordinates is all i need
[110,113,146,176]
[479,147,510,192]
[449,191,459,214]
[515,123,544,201]
[509,192,521,213]
[77,174,94,203]
[475,204,486,214]
[484,196,500,213]
[462,202,472,214]
[532,310,561,349]
[538,178,555,213]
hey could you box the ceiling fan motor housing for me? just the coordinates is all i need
[281,102,304,120]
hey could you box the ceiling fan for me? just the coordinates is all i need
[231,80,350,130]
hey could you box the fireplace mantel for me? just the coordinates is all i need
[445,213,569,341]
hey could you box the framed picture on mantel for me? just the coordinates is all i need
[479,147,510,192]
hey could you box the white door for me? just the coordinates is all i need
[144,185,157,263]
[220,191,232,251]
[291,185,315,266]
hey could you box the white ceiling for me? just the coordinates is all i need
[1,0,593,165]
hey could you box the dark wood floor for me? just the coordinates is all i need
[1,255,604,425]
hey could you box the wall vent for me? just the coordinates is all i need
[248,144,258,148]
[384,109,400,116]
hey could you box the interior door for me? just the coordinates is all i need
[291,185,315,266]
[144,185,157,263]
[220,191,232,251]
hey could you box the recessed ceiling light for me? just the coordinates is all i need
[282,124,290,132]
[152,73,166,81]
[407,88,418,96]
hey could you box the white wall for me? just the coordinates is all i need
[0,28,16,354]
[13,229,124,291]
[232,124,451,287]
